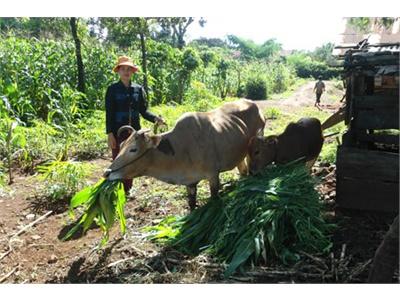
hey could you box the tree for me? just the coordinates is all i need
[177,48,200,102]
[98,17,137,48]
[191,37,228,48]
[227,35,282,61]
[215,59,231,99]
[133,18,151,95]
[199,49,216,81]
[155,17,204,49]
[257,39,282,60]
[70,17,85,93]
[0,17,71,39]
[348,17,399,32]
[98,17,152,94]
[312,43,336,66]
[227,35,257,60]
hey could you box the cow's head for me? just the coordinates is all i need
[248,135,278,175]
[104,126,162,181]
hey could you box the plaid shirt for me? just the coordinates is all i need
[105,80,156,135]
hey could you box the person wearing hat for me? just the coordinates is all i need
[105,56,165,193]
[313,75,325,110]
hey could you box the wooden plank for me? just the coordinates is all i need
[354,109,399,129]
[351,55,399,66]
[356,132,399,146]
[336,146,399,181]
[336,176,399,212]
[353,95,399,109]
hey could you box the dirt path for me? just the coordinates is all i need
[254,80,344,114]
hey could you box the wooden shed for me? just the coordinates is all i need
[334,42,399,212]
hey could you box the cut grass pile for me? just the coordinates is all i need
[144,162,333,277]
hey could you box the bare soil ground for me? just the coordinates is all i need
[255,80,344,114]
[0,81,398,283]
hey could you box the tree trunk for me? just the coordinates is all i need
[237,69,241,96]
[139,31,149,96]
[70,17,85,94]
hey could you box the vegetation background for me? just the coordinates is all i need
[0,17,343,194]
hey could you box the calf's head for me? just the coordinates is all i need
[104,127,162,181]
[248,135,278,175]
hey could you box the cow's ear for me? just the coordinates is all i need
[147,134,162,148]
[157,138,175,155]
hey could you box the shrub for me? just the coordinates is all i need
[184,81,222,112]
[319,142,338,164]
[286,53,340,79]
[245,76,267,100]
[36,160,92,201]
[265,107,281,120]
[72,110,108,160]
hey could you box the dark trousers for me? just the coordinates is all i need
[316,92,322,103]
[111,132,133,193]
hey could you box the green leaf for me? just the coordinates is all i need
[115,182,126,234]
[98,188,115,230]
[82,204,100,233]
[224,237,255,278]
[70,185,94,208]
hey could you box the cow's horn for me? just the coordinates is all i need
[117,125,135,137]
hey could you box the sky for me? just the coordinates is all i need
[1,0,399,51]
[186,15,346,51]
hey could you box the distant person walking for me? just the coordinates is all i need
[313,76,325,110]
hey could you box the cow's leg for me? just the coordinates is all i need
[186,182,198,211]
[209,174,220,199]
[237,158,248,176]
[305,157,318,172]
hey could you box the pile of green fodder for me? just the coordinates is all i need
[62,179,126,245]
[144,162,333,277]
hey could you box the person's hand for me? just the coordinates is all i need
[108,133,117,150]
[155,116,167,126]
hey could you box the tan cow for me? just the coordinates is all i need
[104,99,265,210]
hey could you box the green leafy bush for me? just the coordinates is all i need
[319,142,338,164]
[245,76,267,100]
[287,53,340,79]
[265,107,281,120]
[36,160,92,201]
[184,81,222,111]
[72,110,107,160]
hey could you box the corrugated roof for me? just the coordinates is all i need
[333,43,400,57]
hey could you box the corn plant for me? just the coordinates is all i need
[36,160,92,201]
[0,161,6,192]
[0,117,27,184]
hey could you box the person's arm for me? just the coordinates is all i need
[105,86,117,149]
[138,87,164,124]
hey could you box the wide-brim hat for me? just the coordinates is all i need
[113,56,139,73]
